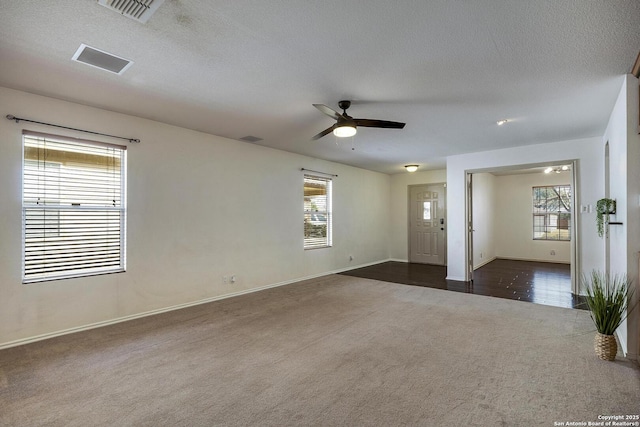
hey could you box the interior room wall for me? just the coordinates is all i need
[494,172,572,264]
[603,74,640,360]
[0,86,392,347]
[388,169,447,261]
[446,136,604,282]
[471,172,497,268]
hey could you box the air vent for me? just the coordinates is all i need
[98,0,166,23]
[72,44,133,75]
[239,136,264,142]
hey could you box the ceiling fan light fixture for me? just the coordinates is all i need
[405,165,419,173]
[333,125,357,138]
[544,165,570,174]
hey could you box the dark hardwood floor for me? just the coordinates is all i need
[339,259,587,310]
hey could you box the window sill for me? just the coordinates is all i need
[304,245,332,251]
[23,269,125,284]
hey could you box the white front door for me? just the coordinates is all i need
[409,184,446,265]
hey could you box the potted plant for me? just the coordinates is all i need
[596,198,616,237]
[582,270,636,360]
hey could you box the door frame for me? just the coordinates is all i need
[465,160,580,293]
[407,182,447,265]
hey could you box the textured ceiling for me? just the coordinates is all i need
[1,1,639,174]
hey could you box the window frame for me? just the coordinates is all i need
[21,131,127,283]
[303,174,332,249]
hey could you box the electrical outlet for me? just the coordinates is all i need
[550,250,556,256]
[222,276,228,284]
[480,252,483,258]
[349,255,354,261]
[230,275,237,283]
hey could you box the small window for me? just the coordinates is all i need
[532,185,571,241]
[304,175,332,249]
[423,201,432,220]
[22,131,127,283]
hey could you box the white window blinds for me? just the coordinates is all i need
[22,131,126,283]
[304,175,332,249]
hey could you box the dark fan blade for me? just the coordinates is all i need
[313,104,345,120]
[354,118,405,129]
[312,125,336,140]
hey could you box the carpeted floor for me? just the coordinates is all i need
[1,275,638,426]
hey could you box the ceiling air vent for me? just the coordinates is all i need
[98,0,166,23]
[72,44,133,75]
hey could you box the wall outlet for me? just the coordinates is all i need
[480,252,483,259]
[550,250,556,256]
[222,276,228,284]
[349,255,354,261]
[230,275,237,283]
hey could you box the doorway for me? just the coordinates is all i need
[465,161,579,294]
[408,183,446,265]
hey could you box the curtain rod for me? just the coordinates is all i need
[6,115,141,144]
[301,168,338,177]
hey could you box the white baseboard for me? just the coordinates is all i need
[473,256,497,270]
[496,256,570,265]
[615,330,633,360]
[0,258,394,350]
[333,258,393,273]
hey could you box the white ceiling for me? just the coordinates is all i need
[1,1,639,174]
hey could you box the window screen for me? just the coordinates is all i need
[304,175,332,249]
[22,131,126,282]
[532,185,571,241]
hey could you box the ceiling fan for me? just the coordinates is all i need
[311,100,406,140]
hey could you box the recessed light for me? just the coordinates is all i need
[496,119,508,126]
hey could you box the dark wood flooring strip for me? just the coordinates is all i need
[340,259,587,310]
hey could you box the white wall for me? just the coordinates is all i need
[389,170,447,261]
[471,173,496,268]
[603,74,640,360]
[494,172,571,264]
[446,137,604,282]
[0,87,392,347]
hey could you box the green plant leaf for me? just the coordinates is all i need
[582,270,636,335]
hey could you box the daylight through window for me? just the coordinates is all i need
[532,185,571,241]
[22,131,126,283]
[304,175,332,249]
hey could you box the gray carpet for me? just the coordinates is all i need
[1,275,639,426]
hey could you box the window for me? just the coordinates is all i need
[304,175,332,249]
[22,131,126,283]
[423,201,432,220]
[532,185,571,241]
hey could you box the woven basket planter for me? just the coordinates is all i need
[594,332,617,361]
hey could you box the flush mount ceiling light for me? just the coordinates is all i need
[496,119,509,126]
[405,165,419,173]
